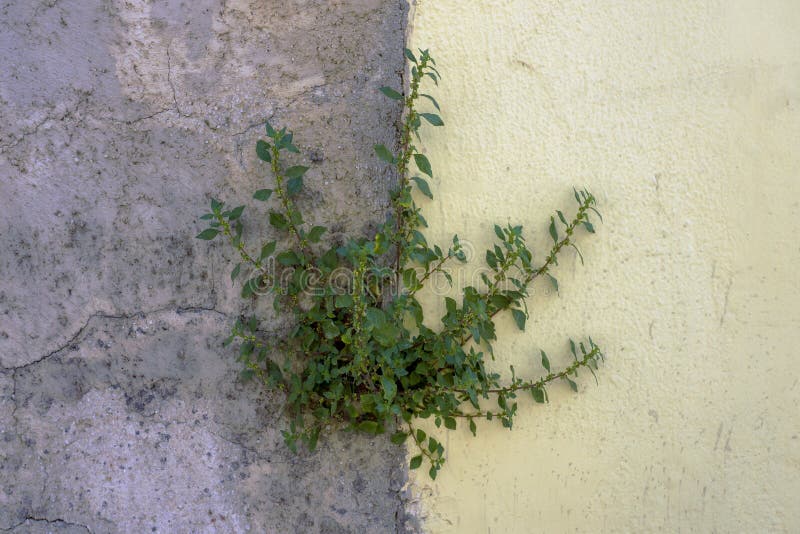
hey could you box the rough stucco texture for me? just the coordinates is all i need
[0,1,418,532]
[408,1,800,532]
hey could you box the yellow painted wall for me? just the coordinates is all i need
[407,1,800,532]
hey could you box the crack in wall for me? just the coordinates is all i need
[1,516,92,533]
[0,92,91,153]
[3,305,229,451]
[165,43,184,117]
[720,277,734,326]
[2,305,227,373]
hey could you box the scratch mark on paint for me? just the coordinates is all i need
[720,277,733,326]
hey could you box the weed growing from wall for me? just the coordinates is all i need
[196,49,604,479]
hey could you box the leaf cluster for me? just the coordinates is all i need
[196,48,605,479]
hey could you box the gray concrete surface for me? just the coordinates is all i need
[0,0,417,531]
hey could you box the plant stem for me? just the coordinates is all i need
[456,194,595,347]
[270,144,310,254]
[407,421,439,465]
[394,54,430,269]
[413,251,454,291]
[450,345,602,397]
[215,214,273,286]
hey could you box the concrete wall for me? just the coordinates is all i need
[408,1,800,532]
[0,1,418,532]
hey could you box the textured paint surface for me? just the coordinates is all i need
[0,1,418,532]
[408,1,800,532]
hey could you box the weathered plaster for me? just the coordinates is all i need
[408,1,800,532]
[1,0,417,531]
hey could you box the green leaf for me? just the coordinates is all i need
[402,268,419,289]
[365,307,386,328]
[230,263,241,281]
[566,377,578,392]
[429,466,438,480]
[549,216,558,243]
[253,188,273,201]
[490,295,510,309]
[531,387,546,403]
[494,224,505,240]
[240,369,255,381]
[285,165,309,179]
[381,376,397,401]
[358,421,380,434]
[318,248,339,270]
[390,431,408,445]
[256,140,271,162]
[485,250,498,269]
[241,278,256,298]
[420,93,440,110]
[404,48,417,64]
[322,321,339,339]
[411,176,433,199]
[307,427,320,452]
[265,121,276,137]
[266,360,282,383]
[307,225,326,243]
[196,228,219,240]
[374,144,395,163]
[583,221,595,233]
[228,205,245,220]
[409,455,422,469]
[374,323,401,347]
[469,417,477,436]
[444,417,456,430]
[281,430,297,453]
[276,250,300,266]
[571,243,585,265]
[240,341,254,358]
[413,153,432,177]
[445,297,457,316]
[334,294,353,308]
[411,114,421,133]
[540,350,551,372]
[511,308,526,331]
[287,176,303,196]
[269,211,288,230]
[546,273,559,293]
[379,86,403,100]
[420,113,444,126]
[260,241,276,260]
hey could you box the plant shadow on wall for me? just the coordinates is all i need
[196,49,604,479]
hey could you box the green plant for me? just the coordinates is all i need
[196,48,604,479]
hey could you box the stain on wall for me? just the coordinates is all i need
[408,1,800,532]
[0,0,418,532]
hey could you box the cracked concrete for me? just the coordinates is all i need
[2,517,91,534]
[1,0,416,532]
